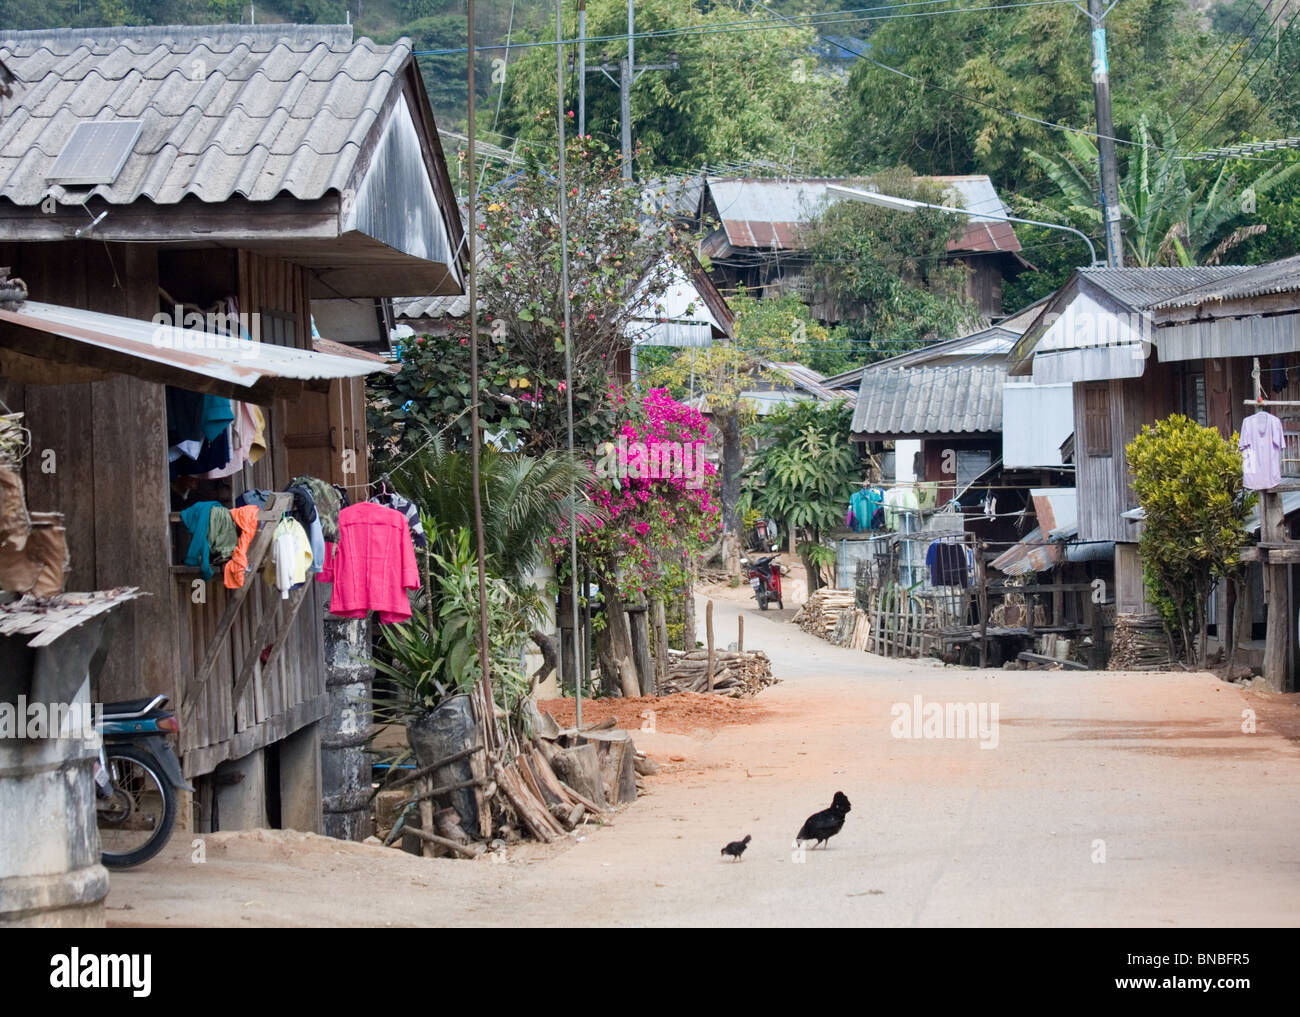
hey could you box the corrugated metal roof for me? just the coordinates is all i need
[851,365,1004,436]
[1151,254,1300,310]
[703,175,1022,255]
[764,361,839,400]
[0,24,409,206]
[1078,266,1250,310]
[311,334,397,373]
[0,299,380,400]
[393,292,468,320]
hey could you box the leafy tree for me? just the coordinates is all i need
[801,168,980,360]
[371,434,595,723]
[1126,414,1254,668]
[840,0,1263,193]
[727,292,851,375]
[741,399,859,591]
[498,0,844,174]
[1026,115,1300,266]
[371,522,541,723]
[1229,151,1300,265]
[367,327,542,462]
[476,136,697,454]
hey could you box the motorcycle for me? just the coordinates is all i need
[740,554,784,611]
[94,694,192,869]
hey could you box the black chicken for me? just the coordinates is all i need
[795,791,851,849]
[721,835,751,861]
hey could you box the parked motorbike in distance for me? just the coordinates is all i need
[740,554,784,611]
[95,694,192,868]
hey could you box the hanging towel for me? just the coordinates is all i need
[201,402,263,480]
[286,483,326,571]
[180,499,226,581]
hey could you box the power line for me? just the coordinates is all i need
[413,0,1086,56]
[1163,0,1280,139]
[1181,3,1300,153]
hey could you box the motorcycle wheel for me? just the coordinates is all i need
[758,590,770,610]
[98,745,177,869]
[777,598,784,610]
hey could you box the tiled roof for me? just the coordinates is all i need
[0,23,410,206]
[851,364,1004,436]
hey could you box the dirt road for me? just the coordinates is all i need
[109,585,1300,927]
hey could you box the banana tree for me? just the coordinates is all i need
[1026,115,1300,266]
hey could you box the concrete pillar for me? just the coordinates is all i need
[278,721,322,833]
[321,617,372,840]
[212,747,267,831]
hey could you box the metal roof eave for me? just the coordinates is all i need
[0,300,380,402]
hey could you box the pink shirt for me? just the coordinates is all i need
[1240,411,1284,490]
[317,502,420,623]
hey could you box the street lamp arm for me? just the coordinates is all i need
[825,184,1101,268]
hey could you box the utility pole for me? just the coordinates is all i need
[577,0,587,139]
[571,0,678,182]
[624,0,634,180]
[1087,0,1124,267]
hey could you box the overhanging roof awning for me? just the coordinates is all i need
[0,301,381,402]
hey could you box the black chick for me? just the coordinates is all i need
[795,791,851,849]
[721,834,751,861]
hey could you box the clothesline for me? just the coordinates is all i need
[339,403,481,492]
[860,481,1066,491]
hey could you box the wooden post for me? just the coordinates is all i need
[737,614,744,653]
[1262,490,1288,690]
[417,778,437,859]
[682,571,696,651]
[705,599,715,692]
[650,596,669,693]
[1091,594,1105,669]
[627,604,655,697]
[976,543,989,668]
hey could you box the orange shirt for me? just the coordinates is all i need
[223,504,261,589]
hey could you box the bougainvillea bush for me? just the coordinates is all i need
[556,387,720,605]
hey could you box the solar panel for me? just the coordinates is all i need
[46,121,143,187]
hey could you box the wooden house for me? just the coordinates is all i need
[1009,259,1300,688]
[696,175,1029,318]
[0,23,465,830]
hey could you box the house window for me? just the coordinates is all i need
[1083,383,1112,457]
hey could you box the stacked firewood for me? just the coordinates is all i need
[1108,614,1173,671]
[831,608,872,650]
[662,648,778,697]
[378,705,651,857]
[792,588,857,639]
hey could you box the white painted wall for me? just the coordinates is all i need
[1002,381,1075,468]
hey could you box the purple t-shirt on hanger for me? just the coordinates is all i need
[1239,410,1284,490]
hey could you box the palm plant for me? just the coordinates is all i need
[382,428,597,581]
[1026,115,1300,266]
[369,434,598,728]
